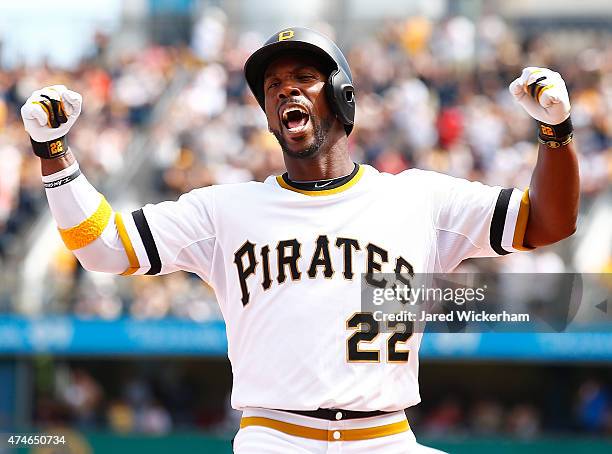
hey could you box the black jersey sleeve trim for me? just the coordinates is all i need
[132,208,162,275]
[489,188,514,256]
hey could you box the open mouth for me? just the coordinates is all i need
[281,104,310,135]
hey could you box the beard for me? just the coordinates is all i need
[272,114,334,159]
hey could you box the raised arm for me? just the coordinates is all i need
[509,67,579,247]
[21,86,217,278]
[21,85,131,273]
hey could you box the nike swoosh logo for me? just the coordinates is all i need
[314,181,334,188]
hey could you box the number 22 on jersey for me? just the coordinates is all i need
[346,312,413,363]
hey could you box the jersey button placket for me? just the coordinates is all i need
[335,411,342,420]
[332,430,341,440]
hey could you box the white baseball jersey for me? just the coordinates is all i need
[44,162,530,412]
[112,163,530,412]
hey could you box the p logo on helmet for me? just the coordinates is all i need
[278,30,294,41]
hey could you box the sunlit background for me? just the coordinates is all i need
[0,0,610,452]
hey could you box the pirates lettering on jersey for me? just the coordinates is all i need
[365,243,388,288]
[307,235,334,279]
[335,237,360,279]
[277,239,302,283]
[234,235,414,306]
[234,240,258,306]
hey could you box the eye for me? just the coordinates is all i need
[267,81,280,91]
[297,74,315,81]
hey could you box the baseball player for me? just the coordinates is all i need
[21,28,578,453]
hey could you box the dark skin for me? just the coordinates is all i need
[524,141,579,246]
[41,54,579,247]
[263,54,353,181]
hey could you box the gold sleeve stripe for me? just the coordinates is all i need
[115,212,140,276]
[512,188,533,251]
[58,196,112,250]
[240,416,409,442]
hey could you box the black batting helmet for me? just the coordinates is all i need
[244,27,355,136]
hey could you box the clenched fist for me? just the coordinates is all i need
[21,85,82,158]
[509,67,571,126]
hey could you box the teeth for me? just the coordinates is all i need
[282,106,307,121]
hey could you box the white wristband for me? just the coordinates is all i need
[41,160,80,184]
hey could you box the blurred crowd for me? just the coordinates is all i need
[31,364,611,438]
[0,34,175,254]
[0,36,189,309]
[1,12,611,319]
[410,377,612,438]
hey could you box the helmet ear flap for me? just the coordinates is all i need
[326,69,355,134]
